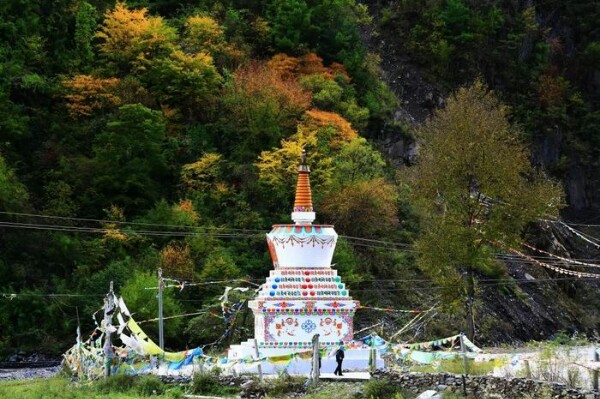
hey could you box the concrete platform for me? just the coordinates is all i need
[319,372,371,380]
[228,339,384,375]
[261,371,371,381]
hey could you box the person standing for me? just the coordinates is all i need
[334,341,345,376]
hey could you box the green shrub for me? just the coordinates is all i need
[191,372,238,396]
[94,374,136,393]
[442,393,465,398]
[264,375,305,397]
[136,375,165,396]
[362,378,402,399]
[410,358,495,376]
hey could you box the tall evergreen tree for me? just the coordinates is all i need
[407,81,563,340]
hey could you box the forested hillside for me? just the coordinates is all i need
[0,0,598,356]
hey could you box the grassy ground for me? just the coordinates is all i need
[0,376,184,399]
[0,377,462,399]
[302,381,466,399]
[409,358,496,376]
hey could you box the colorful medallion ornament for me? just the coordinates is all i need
[301,320,317,333]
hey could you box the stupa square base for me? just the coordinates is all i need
[227,339,384,375]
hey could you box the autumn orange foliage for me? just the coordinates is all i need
[63,75,121,117]
[267,53,300,79]
[267,52,350,81]
[298,52,329,76]
[176,199,199,222]
[160,242,195,280]
[229,63,312,120]
[302,109,358,147]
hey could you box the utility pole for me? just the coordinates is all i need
[158,268,164,351]
[76,306,82,377]
[253,338,263,381]
[370,334,376,372]
[103,281,115,378]
[459,332,468,395]
[311,334,320,385]
[464,268,475,342]
[593,348,599,391]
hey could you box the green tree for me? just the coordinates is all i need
[320,178,399,238]
[407,81,563,340]
[140,50,222,118]
[92,104,168,214]
[74,1,98,69]
[121,269,184,342]
[299,74,369,129]
[333,137,386,184]
[0,155,29,211]
[266,0,311,54]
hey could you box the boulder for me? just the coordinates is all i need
[415,390,442,399]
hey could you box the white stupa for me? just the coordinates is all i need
[228,151,382,374]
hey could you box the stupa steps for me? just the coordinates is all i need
[258,267,350,299]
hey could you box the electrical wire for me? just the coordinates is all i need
[0,211,266,233]
[1,293,104,298]
[0,221,262,239]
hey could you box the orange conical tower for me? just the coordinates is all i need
[292,149,316,225]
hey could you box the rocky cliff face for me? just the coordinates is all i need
[362,0,600,217]
[360,0,600,342]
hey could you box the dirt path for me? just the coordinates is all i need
[0,366,61,381]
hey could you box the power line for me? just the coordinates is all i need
[0,221,262,239]
[339,235,414,248]
[0,211,266,233]
[0,218,420,253]
[1,215,599,278]
[1,293,103,298]
[4,211,600,251]
[2,276,597,303]
[497,255,600,269]
[0,211,417,248]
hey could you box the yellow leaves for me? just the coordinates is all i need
[168,49,214,72]
[102,205,127,242]
[267,53,299,79]
[181,153,224,192]
[184,15,246,67]
[257,126,319,188]
[256,109,357,193]
[63,75,121,118]
[96,1,175,66]
[185,16,224,49]
[298,52,330,76]
[225,63,312,131]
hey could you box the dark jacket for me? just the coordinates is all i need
[335,348,345,361]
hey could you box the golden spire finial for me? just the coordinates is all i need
[293,148,313,213]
